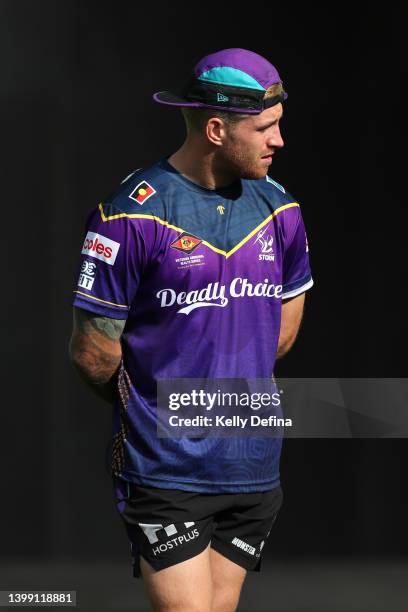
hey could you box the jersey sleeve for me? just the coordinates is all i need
[282,205,313,299]
[72,205,146,319]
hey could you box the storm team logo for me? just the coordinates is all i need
[170,232,202,254]
[254,226,275,262]
[129,180,156,205]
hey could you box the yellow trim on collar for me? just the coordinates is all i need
[98,202,299,259]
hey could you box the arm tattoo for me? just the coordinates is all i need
[69,308,125,402]
[73,308,126,341]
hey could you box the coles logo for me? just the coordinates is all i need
[81,231,120,265]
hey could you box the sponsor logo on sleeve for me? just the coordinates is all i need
[81,232,120,265]
[78,260,97,290]
[129,180,156,205]
[170,232,202,254]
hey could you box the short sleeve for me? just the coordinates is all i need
[72,205,146,319]
[282,206,313,299]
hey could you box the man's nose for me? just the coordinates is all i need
[267,126,284,148]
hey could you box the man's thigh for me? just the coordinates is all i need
[210,547,247,612]
[141,544,212,612]
[140,546,248,612]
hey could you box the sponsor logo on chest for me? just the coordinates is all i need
[156,277,282,315]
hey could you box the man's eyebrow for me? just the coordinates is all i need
[257,116,283,129]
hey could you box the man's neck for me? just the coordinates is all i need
[167,142,237,190]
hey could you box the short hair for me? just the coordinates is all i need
[181,83,284,133]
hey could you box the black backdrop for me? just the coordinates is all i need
[2,0,407,562]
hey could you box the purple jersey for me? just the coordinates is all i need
[72,158,313,493]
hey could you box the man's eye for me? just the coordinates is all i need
[258,123,278,131]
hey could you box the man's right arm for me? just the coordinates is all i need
[69,307,126,403]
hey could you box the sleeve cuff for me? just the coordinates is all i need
[282,277,314,299]
[72,291,129,319]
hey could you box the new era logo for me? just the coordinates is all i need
[217,93,229,102]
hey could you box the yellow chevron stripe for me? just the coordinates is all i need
[98,201,299,258]
[73,290,129,309]
[98,203,185,234]
[224,203,298,258]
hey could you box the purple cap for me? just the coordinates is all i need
[153,48,287,114]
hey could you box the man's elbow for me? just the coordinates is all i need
[69,334,120,384]
[68,335,122,403]
[69,336,95,380]
[276,334,298,359]
[69,334,88,369]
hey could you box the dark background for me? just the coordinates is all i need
[1,1,407,609]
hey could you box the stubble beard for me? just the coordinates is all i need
[220,143,267,181]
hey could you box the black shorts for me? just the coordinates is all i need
[113,478,283,577]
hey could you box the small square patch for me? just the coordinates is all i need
[170,233,202,254]
[129,181,156,205]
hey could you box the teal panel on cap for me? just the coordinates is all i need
[198,67,265,90]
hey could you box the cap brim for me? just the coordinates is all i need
[153,90,204,108]
[153,86,288,113]
[153,91,262,114]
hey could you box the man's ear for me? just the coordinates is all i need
[206,117,226,146]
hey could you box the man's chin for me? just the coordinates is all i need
[239,167,269,180]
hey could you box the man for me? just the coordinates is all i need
[70,48,313,612]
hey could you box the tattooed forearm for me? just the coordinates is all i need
[70,333,121,384]
[70,348,120,402]
[69,307,124,403]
